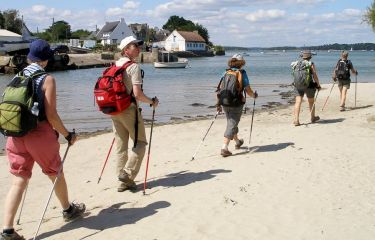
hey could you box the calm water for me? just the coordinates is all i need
[0,50,374,137]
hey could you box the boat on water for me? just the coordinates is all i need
[0,24,36,55]
[0,29,30,54]
[154,51,188,68]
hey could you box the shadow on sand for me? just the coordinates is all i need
[147,169,232,189]
[247,142,295,153]
[36,201,171,240]
[346,104,373,111]
[316,118,345,124]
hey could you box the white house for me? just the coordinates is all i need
[96,18,135,45]
[164,30,206,52]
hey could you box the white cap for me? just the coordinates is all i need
[232,53,244,61]
[118,36,144,51]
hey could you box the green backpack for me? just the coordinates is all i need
[0,70,45,137]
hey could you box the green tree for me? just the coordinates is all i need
[195,23,210,45]
[0,12,5,29]
[2,9,23,34]
[163,15,210,43]
[163,15,195,32]
[364,1,375,31]
[34,31,52,41]
[71,29,91,39]
[48,20,71,42]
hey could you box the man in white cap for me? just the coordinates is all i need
[112,36,159,192]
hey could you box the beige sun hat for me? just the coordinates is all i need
[118,36,144,51]
[302,50,312,59]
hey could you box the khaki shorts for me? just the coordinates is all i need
[338,79,351,89]
[294,87,316,99]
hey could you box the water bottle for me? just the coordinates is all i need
[31,102,39,116]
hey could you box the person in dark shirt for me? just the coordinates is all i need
[332,51,358,111]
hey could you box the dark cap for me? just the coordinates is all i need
[27,39,53,62]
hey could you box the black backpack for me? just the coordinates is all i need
[217,69,244,107]
[335,60,350,80]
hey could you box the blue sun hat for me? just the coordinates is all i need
[27,39,54,61]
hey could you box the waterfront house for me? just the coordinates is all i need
[96,18,135,46]
[164,30,206,52]
[129,23,148,42]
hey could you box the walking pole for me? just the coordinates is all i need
[33,138,73,240]
[97,137,115,184]
[143,107,156,195]
[16,184,28,225]
[321,81,336,111]
[247,92,257,152]
[191,111,219,161]
[355,74,357,108]
[310,89,320,116]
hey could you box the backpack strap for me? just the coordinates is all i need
[119,60,139,149]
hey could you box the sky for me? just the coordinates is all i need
[2,0,375,47]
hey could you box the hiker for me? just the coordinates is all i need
[332,51,358,111]
[292,50,321,126]
[113,36,159,192]
[1,39,85,240]
[216,54,258,157]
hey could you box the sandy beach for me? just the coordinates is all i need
[0,82,374,240]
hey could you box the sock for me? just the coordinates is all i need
[3,228,14,234]
[222,144,228,150]
[63,204,73,213]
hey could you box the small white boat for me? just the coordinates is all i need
[154,59,188,68]
[154,51,188,68]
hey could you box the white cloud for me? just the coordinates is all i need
[245,9,286,22]
[31,5,47,13]
[342,8,362,17]
[106,7,124,16]
[123,1,140,9]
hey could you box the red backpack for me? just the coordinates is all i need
[94,61,134,115]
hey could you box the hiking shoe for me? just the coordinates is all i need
[311,116,320,123]
[117,180,137,192]
[340,106,345,111]
[63,202,86,222]
[0,232,25,240]
[221,149,232,157]
[118,169,131,183]
[235,139,244,149]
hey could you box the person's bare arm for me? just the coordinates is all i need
[311,64,321,88]
[245,86,258,98]
[133,84,159,107]
[43,75,77,144]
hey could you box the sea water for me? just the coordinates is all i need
[0,50,374,150]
